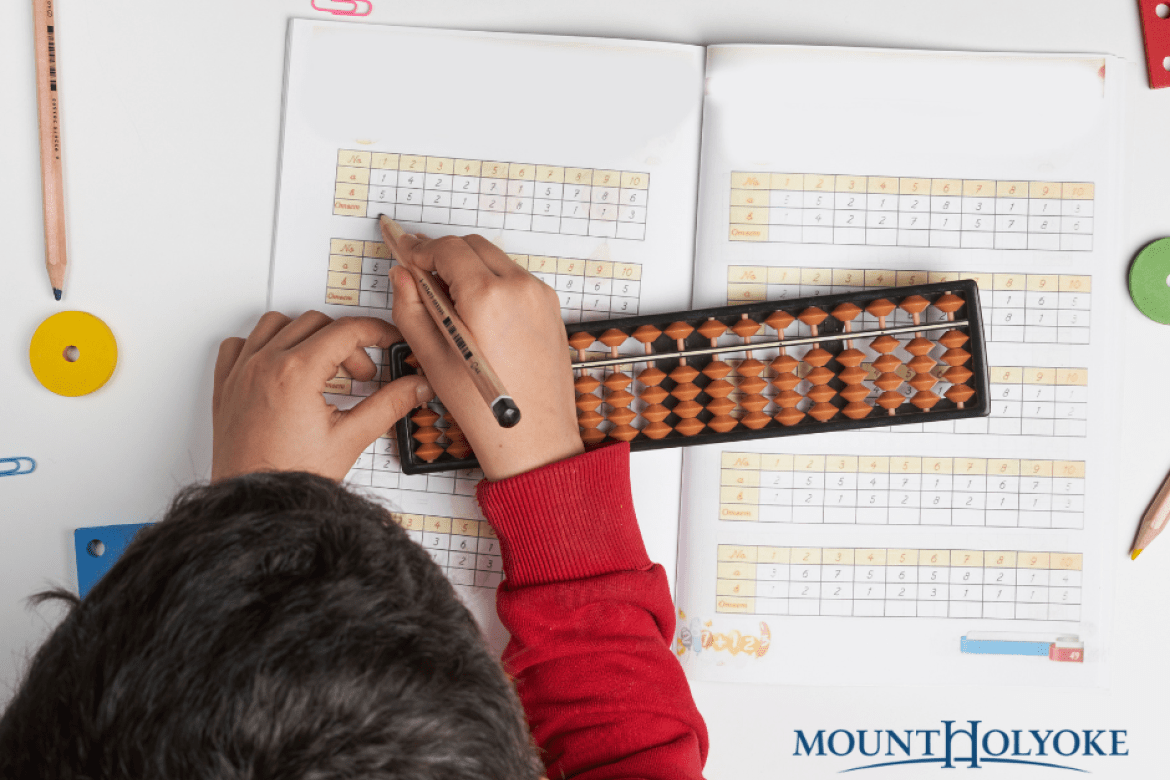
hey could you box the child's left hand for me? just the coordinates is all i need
[211,311,433,482]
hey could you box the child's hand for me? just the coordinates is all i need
[212,311,433,482]
[389,232,584,480]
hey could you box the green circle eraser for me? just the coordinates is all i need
[1130,238,1170,324]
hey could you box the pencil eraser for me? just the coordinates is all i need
[1138,1,1170,89]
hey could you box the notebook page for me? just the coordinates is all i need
[675,46,1124,686]
[270,20,704,649]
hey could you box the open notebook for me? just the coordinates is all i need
[270,20,1125,687]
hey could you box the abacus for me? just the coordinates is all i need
[389,280,989,474]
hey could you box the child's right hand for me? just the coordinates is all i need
[389,232,584,481]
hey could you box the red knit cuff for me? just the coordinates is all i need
[476,442,651,588]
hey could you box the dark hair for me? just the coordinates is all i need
[0,472,542,780]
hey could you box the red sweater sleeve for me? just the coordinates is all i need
[477,442,708,780]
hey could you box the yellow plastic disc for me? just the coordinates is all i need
[29,311,118,396]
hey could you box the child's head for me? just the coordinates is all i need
[0,472,542,780]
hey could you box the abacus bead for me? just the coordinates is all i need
[798,307,828,327]
[603,372,633,390]
[906,337,935,356]
[944,365,974,384]
[412,408,441,427]
[708,416,739,433]
[807,384,837,404]
[835,348,866,367]
[609,424,638,442]
[806,367,834,385]
[702,361,733,380]
[741,412,771,430]
[775,390,803,408]
[642,422,671,440]
[840,384,871,403]
[445,440,472,459]
[608,407,637,426]
[704,379,735,398]
[911,391,941,409]
[876,372,903,390]
[838,366,869,385]
[632,324,662,343]
[568,332,594,352]
[413,426,442,444]
[940,329,969,348]
[669,365,700,383]
[776,407,805,426]
[843,401,873,419]
[737,358,765,377]
[673,400,703,419]
[873,354,901,373]
[445,425,467,442]
[908,355,937,374]
[941,348,971,366]
[575,375,601,393]
[576,393,602,412]
[641,386,669,405]
[946,384,976,403]
[664,321,695,340]
[909,373,939,391]
[866,298,896,318]
[675,418,706,437]
[765,310,795,332]
[731,318,761,338]
[670,382,702,402]
[442,412,456,425]
[832,302,862,322]
[706,396,736,416]
[599,328,628,347]
[772,373,802,391]
[577,410,603,428]
[870,335,900,354]
[809,403,839,422]
[741,394,769,413]
[933,293,965,313]
[770,354,799,373]
[404,354,421,370]
[641,404,671,423]
[697,319,728,340]
[803,348,833,368]
[416,442,444,462]
[877,391,905,410]
[899,295,929,315]
[606,389,635,408]
[581,428,607,445]
[739,376,768,395]
[638,367,666,386]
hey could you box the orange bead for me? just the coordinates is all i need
[445,440,472,459]
[581,428,607,445]
[412,408,440,427]
[866,298,896,318]
[606,389,635,408]
[774,390,803,408]
[642,422,671,440]
[632,324,662,344]
[568,332,595,352]
[641,404,671,423]
[770,354,799,373]
[872,355,900,375]
[765,310,795,332]
[664,321,694,340]
[798,307,828,327]
[932,293,965,313]
[642,421,671,439]
[809,403,839,422]
[708,416,738,433]
[838,366,868,385]
[608,407,637,426]
[603,372,632,390]
[899,295,929,315]
[736,358,765,377]
[704,379,735,398]
[675,418,705,437]
[805,367,834,385]
[638,367,666,386]
[444,425,466,443]
[697,319,728,340]
[940,329,969,348]
[599,328,628,347]
[702,361,733,380]
[876,391,905,410]
[576,393,602,412]
[772,373,802,391]
[870,334,899,354]
[670,382,701,402]
[908,355,937,374]
[738,376,768,394]
[832,302,862,322]
[941,348,971,366]
[731,318,761,338]
[672,400,703,419]
[405,353,420,369]
[875,372,903,391]
[836,348,866,367]
[807,384,837,404]
[775,407,805,427]
[609,424,638,442]
[670,365,700,383]
[944,366,974,384]
[945,385,976,403]
[909,373,939,391]
[906,337,935,356]
[741,411,771,430]
[641,386,669,405]
[416,442,444,462]
[840,384,871,403]
[741,394,769,413]
[577,410,603,428]
[413,426,442,444]
[575,375,601,393]
[911,391,941,409]
[803,348,833,367]
[706,396,736,416]
[843,401,873,420]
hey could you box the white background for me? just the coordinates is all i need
[0,2,1166,777]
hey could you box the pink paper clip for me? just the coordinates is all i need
[311,0,373,17]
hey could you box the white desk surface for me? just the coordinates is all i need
[1,2,1167,777]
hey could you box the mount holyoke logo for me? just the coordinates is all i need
[794,721,1127,772]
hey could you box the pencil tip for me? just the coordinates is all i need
[1132,549,1142,560]
[53,288,62,301]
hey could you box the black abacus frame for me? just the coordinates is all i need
[390,279,989,475]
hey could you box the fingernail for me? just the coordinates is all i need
[416,379,434,405]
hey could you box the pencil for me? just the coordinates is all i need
[32,0,67,301]
[1132,467,1170,559]
[379,216,521,429]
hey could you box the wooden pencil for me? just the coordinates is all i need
[32,0,67,301]
[379,216,521,429]
[1132,468,1170,559]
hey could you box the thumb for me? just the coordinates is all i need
[339,374,434,445]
